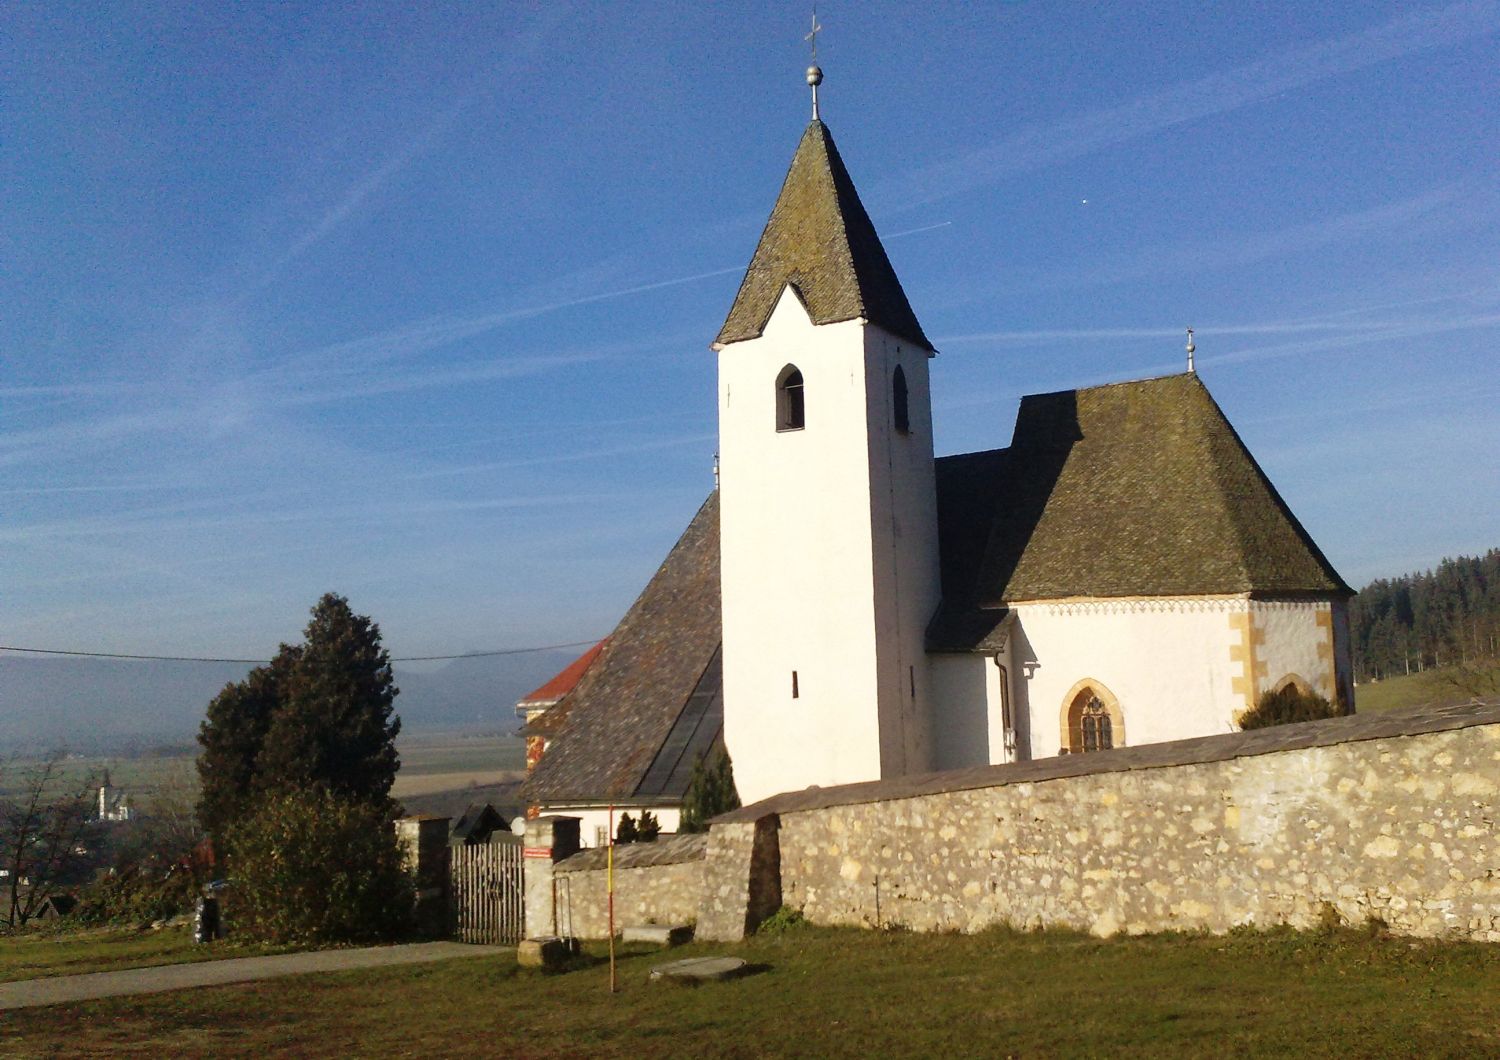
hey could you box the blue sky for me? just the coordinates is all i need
[4,1,1498,662]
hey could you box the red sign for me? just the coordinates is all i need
[523,847,552,859]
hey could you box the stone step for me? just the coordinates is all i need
[621,924,693,947]
[649,955,748,984]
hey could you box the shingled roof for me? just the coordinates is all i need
[520,494,722,804]
[518,638,606,730]
[714,120,933,351]
[936,373,1350,629]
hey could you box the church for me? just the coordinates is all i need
[520,78,1354,838]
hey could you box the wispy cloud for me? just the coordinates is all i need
[242,101,469,296]
[236,6,571,300]
[0,491,644,545]
[875,2,1500,209]
[923,183,1478,310]
[1199,310,1500,369]
[403,433,717,480]
[936,285,1499,347]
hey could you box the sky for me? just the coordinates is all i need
[4,1,1498,666]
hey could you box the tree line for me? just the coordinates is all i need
[1350,548,1500,684]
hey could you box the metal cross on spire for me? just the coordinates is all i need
[805,10,824,121]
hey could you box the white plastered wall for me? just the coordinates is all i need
[542,806,683,849]
[717,288,942,805]
[930,653,1012,769]
[1009,596,1344,760]
[862,326,942,780]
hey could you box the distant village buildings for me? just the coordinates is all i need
[518,94,1353,837]
[96,770,133,823]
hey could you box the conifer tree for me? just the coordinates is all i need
[679,748,740,833]
[196,647,298,843]
[255,594,401,812]
[196,594,401,843]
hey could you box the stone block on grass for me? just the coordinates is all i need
[517,936,571,970]
[648,956,747,984]
[622,924,693,947]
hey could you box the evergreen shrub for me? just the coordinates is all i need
[226,789,412,945]
[1238,684,1341,730]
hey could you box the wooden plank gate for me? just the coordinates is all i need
[450,837,525,944]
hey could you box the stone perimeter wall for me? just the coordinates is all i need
[552,834,706,938]
[698,704,1500,942]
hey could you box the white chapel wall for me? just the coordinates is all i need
[1252,599,1341,706]
[1011,596,1346,759]
[1012,599,1240,758]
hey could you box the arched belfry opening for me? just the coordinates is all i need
[893,365,910,433]
[1061,680,1125,754]
[776,364,805,432]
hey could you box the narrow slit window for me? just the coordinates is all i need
[893,365,910,434]
[791,670,800,698]
[776,365,805,432]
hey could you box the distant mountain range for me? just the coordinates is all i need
[0,650,578,755]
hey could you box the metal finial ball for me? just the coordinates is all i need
[806,65,823,87]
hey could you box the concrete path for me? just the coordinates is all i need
[0,941,508,1011]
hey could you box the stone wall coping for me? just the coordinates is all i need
[555,832,708,873]
[714,699,1500,823]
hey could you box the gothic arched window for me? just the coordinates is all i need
[1062,682,1124,754]
[1079,695,1112,751]
[893,365,910,434]
[776,364,805,432]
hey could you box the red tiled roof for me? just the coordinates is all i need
[516,639,608,712]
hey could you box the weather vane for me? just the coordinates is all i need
[805,10,824,121]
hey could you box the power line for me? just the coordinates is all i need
[0,639,602,665]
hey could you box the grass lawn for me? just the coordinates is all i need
[0,925,293,984]
[3,925,1497,1057]
[1355,660,1499,715]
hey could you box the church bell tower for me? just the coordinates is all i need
[714,80,943,805]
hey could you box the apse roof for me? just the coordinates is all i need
[929,372,1350,651]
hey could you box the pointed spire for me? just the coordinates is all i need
[715,121,933,351]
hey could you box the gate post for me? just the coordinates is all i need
[395,815,451,939]
[523,816,580,939]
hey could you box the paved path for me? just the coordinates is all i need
[0,941,508,1011]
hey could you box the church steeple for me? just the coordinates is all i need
[715,93,943,803]
[714,120,933,352]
